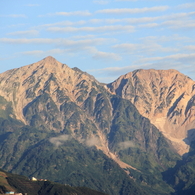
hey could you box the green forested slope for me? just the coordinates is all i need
[0,93,179,195]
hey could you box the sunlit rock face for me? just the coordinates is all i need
[0,56,98,125]
[107,69,195,155]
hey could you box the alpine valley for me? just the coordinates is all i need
[0,56,195,195]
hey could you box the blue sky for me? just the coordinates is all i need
[1,0,195,83]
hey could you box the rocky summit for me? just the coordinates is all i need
[0,56,98,125]
[1,56,195,195]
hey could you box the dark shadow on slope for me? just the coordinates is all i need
[183,129,195,151]
[0,132,12,142]
[167,93,185,118]
[162,128,195,195]
[23,95,42,116]
[107,78,129,97]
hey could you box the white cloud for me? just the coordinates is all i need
[95,76,119,83]
[70,35,96,39]
[125,17,157,24]
[6,23,26,28]
[55,11,91,16]
[177,3,195,9]
[19,50,44,56]
[165,11,195,20]
[93,51,121,61]
[0,14,26,18]
[137,53,195,65]
[93,0,109,5]
[131,13,195,30]
[85,137,100,147]
[34,20,86,30]
[89,11,195,25]
[7,30,39,36]
[89,52,195,83]
[89,60,192,83]
[0,37,121,62]
[19,49,66,56]
[93,11,195,25]
[115,0,161,2]
[138,23,159,28]
[25,4,40,7]
[0,38,107,47]
[0,38,54,44]
[19,47,121,63]
[49,135,71,147]
[184,45,195,51]
[115,0,137,1]
[139,35,192,43]
[113,42,179,55]
[162,20,195,29]
[5,37,120,62]
[118,141,135,150]
[35,11,195,32]
[89,65,140,77]
[82,46,121,61]
[160,53,195,61]
[35,21,73,28]
[89,17,158,24]
[96,6,169,14]
[39,11,91,17]
[36,20,86,29]
[47,25,135,33]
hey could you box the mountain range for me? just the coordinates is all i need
[0,56,195,194]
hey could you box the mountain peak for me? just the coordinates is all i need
[0,56,100,125]
[107,68,195,155]
[129,68,182,78]
[42,56,57,62]
[37,56,62,67]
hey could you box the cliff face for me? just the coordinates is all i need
[107,69,195,155]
